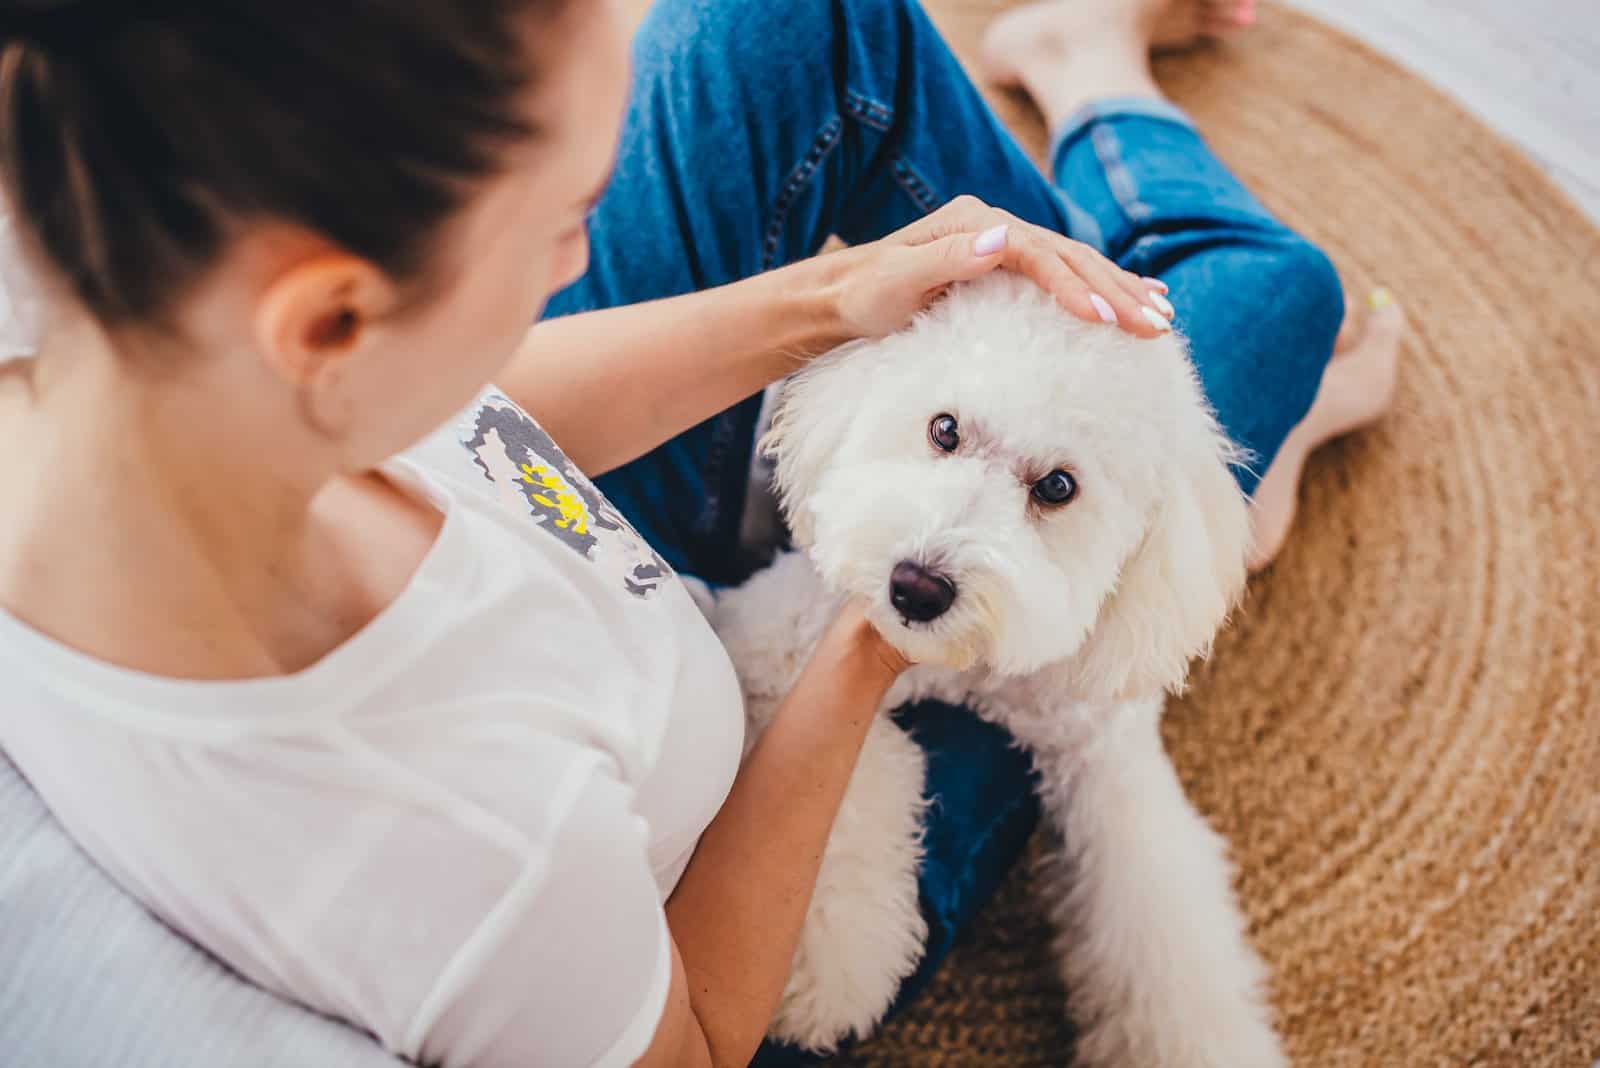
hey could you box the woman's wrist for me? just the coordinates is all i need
[815,602,912,694]
[761,253,860,360]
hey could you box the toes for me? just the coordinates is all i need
[1335,288,1406,356]
[1201,12,1249,36]
[1200,0,1256,34]
[1364,307,1407,368]
[1365,288,1407,342]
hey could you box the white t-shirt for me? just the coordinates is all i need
[0,387,747,1068]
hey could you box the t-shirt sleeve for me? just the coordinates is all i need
[415,768,674,1068]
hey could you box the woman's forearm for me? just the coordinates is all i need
[663,610,904,1068]
[502,256,851,477]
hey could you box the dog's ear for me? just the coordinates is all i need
[1071,389,1252,700]
[760,343,869,546]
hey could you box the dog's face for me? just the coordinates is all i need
[765,274,1252,699]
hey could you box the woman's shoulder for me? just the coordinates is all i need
[404,387,680,602]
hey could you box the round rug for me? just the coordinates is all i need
[831,3,1600,1066]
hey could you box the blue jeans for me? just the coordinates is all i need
[544,0,1344,1060]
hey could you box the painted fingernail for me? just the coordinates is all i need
[974,224,1008,257]
[1141,306,1173,332]
[1089,293,1118,324]
[1369,287,1395,310]
[1148,291,1175,318]
[1143,277,1169,294]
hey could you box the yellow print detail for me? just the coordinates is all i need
[520,462,591,535]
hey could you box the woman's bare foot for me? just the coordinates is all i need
[980,0,1256,130]
[1247,291,1405,572]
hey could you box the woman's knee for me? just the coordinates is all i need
[1171,229,1344,486]
[1263,232,1345,351]
[1229,231,1344,390]
[1261,232,1343,409]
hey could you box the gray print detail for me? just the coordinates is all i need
[461,397,671,598]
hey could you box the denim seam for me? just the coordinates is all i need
[761,114,845,272]
[843,89,893,132]
[1054,189,1107,254]
[1048,96,1197,173]
[1089,122,1152,224]
[891,156,941,216]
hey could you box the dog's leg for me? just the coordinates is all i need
[769,712,928,1051]
[1033,697,1286,1068]
[707,551,930,1051]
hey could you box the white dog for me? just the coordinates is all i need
[697,272,1285,1067]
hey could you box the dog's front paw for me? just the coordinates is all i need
[1074,1001,1288,1068]
[768,716,929,1052]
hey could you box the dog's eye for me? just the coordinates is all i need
[928,414,960,453]
[1031,470,1078,506]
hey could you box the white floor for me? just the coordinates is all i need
[1282,0,1600,221]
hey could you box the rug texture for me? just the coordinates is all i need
[624,2,1600,1065]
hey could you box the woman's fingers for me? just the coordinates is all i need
[1107,260,1167,318]
[985,211,1169,336]
[998,227,1123,328]
[1145,284,1176,319]
[1016,228,1165,336]
[890,227,1000,307]
[897,194,992,245]
[891,196,1179,336]
[1049,234,1169,336]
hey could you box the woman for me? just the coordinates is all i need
[0,0,1400,1066]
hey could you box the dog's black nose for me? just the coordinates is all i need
[889,561,957,623]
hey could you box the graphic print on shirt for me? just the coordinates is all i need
[462,394,671,598]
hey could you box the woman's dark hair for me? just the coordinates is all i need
[0,0,555,326]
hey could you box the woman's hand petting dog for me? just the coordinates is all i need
[825,195,1175,340]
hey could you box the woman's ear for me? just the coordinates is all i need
[1067,378,1253,701]
[254,252,395,437]
[254,252,393,387]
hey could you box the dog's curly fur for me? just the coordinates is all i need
[698,273,1285,1067]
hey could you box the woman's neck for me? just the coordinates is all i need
[0,323,401,680]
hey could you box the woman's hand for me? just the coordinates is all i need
[824,195,1174,340]
[817,599,914,683]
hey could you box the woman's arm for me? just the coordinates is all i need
[502,196,1171,477]
[506,255,846,478]
[636,604,910,1068]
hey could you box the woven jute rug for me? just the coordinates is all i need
[620,1,1600,1064]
